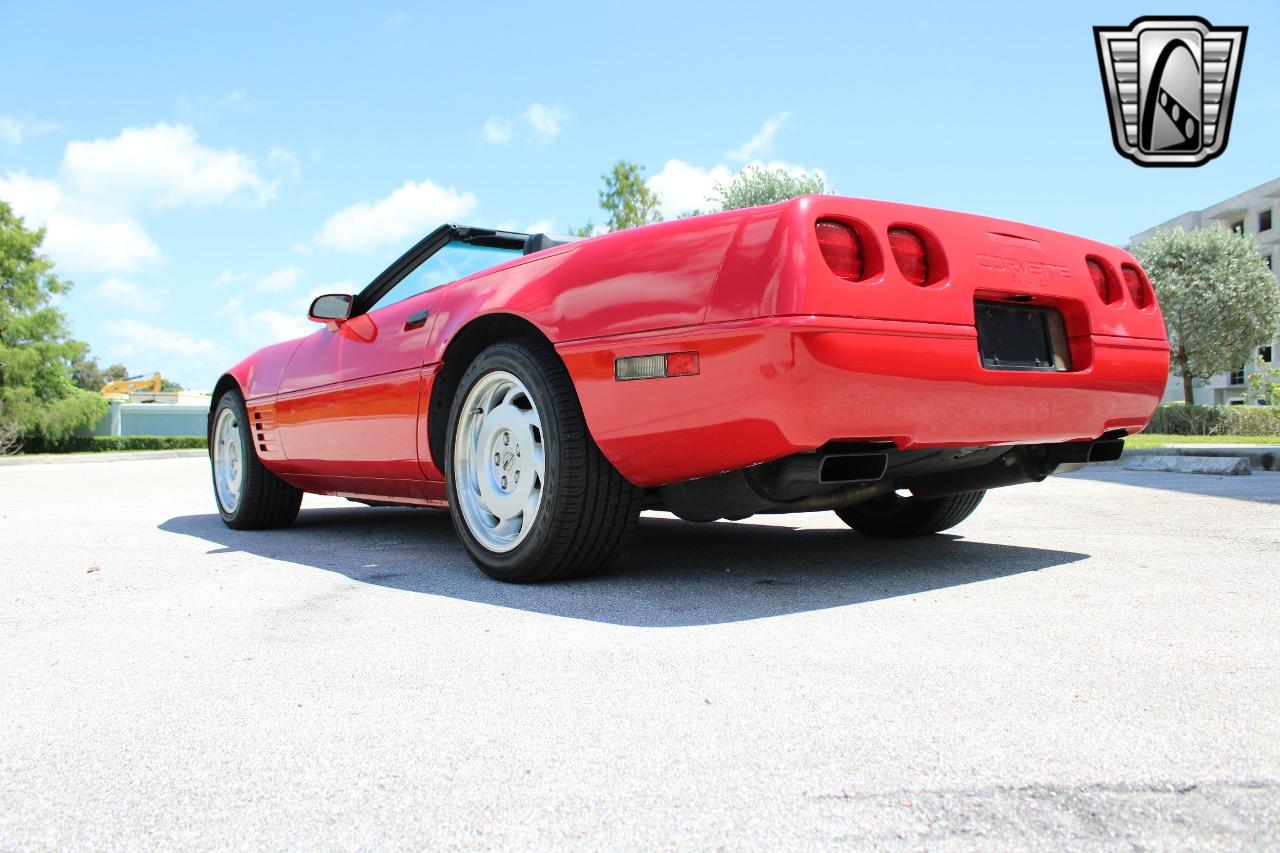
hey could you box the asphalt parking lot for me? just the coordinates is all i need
[2,456,1278,849]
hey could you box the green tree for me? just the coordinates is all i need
[1247,351,1280,405]
[596,160,662,232]
[70,355,129,391]
[0,200,107,450]
[71,354,105,391]
[714,165,828,211]
[1131,226,1280,404]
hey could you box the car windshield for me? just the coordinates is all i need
[369,241,524,313]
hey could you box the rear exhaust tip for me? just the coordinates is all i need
[819,453,888,484]
[1087,439,1125,463]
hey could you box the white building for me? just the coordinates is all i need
[1130,177,1280,405]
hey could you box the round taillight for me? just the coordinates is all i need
[1087,258,1117,303]
[816,220,863,281]
[888,227,929,285]
[1122,265,1149,308]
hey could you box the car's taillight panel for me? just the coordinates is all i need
[815,219,864,281]
[1086,257,1120,304]
[888,227,929,285]
[1121,264,1152,308]
[886,224,947,287]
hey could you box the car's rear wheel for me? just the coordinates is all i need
[834,490,985,537]
[445,340,641,582]
[210,389,302,529]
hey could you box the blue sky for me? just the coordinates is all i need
[2,0,1276,390]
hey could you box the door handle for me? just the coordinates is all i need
[404,309,431,331]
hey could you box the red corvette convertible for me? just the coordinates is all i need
[209,196,1169,581]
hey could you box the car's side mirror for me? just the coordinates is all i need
[308,294,353,330]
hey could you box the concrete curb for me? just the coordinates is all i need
[0,449,207,467]
[1150,445,1279,472]
[1124,454,1252,476]
[1088,445,1279,471]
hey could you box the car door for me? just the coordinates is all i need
[274,276,444,493]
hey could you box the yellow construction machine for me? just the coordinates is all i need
[101,372,164,397]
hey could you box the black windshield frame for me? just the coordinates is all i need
[351,225,529,317]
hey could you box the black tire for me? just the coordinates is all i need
[834,490,985,538]
[210,389,302,530]
[444,339,641,582]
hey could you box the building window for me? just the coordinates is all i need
[1230,366,1246,385]
[1261,210,1273,232]
[1231,219,1245,235]
[1266,255,1274,270]
[1262,345,1275,363]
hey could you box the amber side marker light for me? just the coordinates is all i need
[615,352,700,381]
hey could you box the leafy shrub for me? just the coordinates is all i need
[18,435,208,454]
[1146,404,1280,436]
[715,165,828,211]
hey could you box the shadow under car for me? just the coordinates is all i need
[159,507,1088,628]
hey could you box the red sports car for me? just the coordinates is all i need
[208,196,1170,582]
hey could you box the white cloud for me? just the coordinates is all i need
[727,112,791,162]
[221,283,357,350]
[481,117,514,144]
[256,265,302,293]
[0,172,163,273]
[0,115,56,145]
[86,277,167,311]
[267,146,301,182]
[61,122,275,208]
[0,172,62,218]
[290,241,313,256]
[247,308,314,344]
[649,156,827,220]
[0,116,23,144]
[175,89,252,122]
[45,216,162,272]
[524,218,557,234]
[523,103,570,143]
[104,318,218,358]
[315,179,477,254]
[0,122,296,274]
[649,159,733,220]
[211,269,251,288]
[481,103,571,145]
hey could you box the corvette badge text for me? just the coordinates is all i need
[976,255,1071,288]
[1094,16,1246,167]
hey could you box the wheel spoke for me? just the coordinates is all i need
[518,488,540,537]
[452,370,548,554]
[530,443,545,480]
[213,408,243,514]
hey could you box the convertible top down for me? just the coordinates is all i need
[209,195,1170,581]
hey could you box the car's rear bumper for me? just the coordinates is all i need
[558,315,1170,487]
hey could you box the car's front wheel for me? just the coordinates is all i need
[210,389,302,529]
[444,340,640,582]
[834,490,985,537]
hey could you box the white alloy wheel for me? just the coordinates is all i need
[451,370,547,553]
[212,407,244,514]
